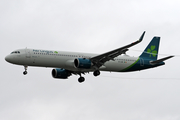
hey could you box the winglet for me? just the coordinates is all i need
[139,31,146,42]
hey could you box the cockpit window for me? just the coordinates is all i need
[11,51,20,54]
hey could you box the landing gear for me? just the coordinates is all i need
[23,71,27,75]
[23,66,28,75]
[78,77,85,83]
[78,73,85,83]
[93,70,100,76]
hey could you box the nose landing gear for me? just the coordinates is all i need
[23,66,28,75]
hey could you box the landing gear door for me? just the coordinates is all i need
[26,49,31,58]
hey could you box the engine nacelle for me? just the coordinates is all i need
[52,68,71,79]
[74,58,92,69]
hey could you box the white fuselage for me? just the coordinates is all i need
[5,48,139,72]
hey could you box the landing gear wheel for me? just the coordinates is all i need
[23,66,28,75]
[78,77,85,83]
[93,70,100,76]
[23,71,27,75]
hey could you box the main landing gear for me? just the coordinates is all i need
[78,77,85,83]
[93,70,100,76]
[78,72,85,83]
[78,70,100,83]
[23,66,28,75]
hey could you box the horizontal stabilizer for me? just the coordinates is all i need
[150,56,174,64]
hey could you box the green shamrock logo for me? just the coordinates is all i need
[54,51,58,54]
[147,45,157,57]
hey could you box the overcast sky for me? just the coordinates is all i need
[1,0,180,120]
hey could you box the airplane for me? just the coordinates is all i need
[5,31,174,83]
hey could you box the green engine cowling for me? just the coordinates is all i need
[74,58,92,69]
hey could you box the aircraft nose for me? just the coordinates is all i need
[5,55,12,63]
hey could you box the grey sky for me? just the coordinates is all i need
[1,0,180,120]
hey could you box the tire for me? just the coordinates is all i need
[78,77,85,83]
[23,71,27,75]
[93,70,100,76]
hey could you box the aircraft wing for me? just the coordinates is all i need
[90,31,146,68]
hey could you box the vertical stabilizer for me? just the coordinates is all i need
[140,37,160,60]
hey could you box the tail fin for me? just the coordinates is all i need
[140,37,160,60]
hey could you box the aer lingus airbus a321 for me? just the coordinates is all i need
[5,32,174,83]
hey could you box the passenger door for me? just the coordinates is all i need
[26,49,31,58]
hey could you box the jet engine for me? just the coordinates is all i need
[74,58,92,69]
[52,68,71,79]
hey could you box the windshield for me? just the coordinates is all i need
[11,51,20,54]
